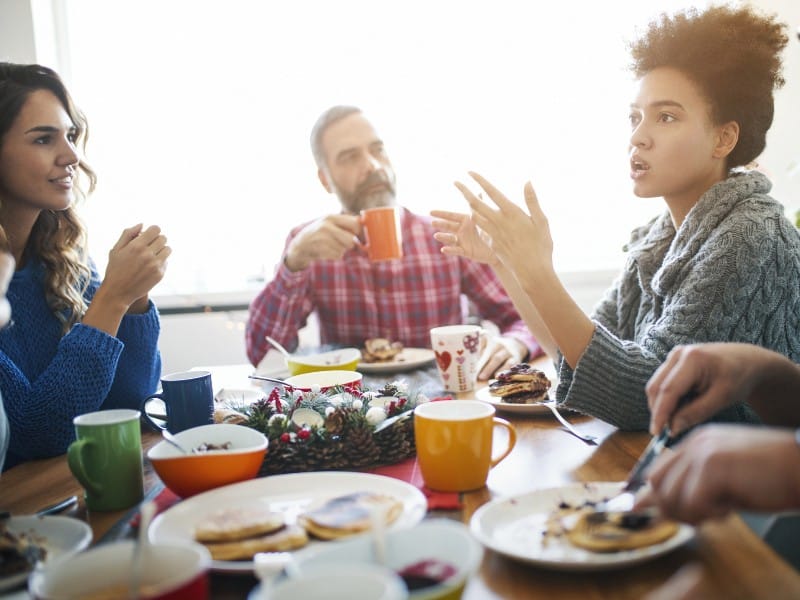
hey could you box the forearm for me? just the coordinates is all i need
[492,264,558,359]
[81,284,130,336]
[516,266,595,368]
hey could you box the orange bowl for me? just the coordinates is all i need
[148,424,268,497]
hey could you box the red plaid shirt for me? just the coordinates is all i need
[246,208,540,365]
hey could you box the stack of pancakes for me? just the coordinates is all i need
[194,505,308,561]
[361,338,404,363]
[489,363,551,404]
[193,492,403,561]
[566,510,679,552]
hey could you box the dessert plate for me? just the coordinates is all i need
[358,348,435,374]
[150,471,427,574]
[470,482,694,571]
[474,386,551,415]
[0,515,92,592]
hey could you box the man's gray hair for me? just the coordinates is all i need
[310,105,362,168]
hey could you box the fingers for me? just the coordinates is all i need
[647,346,700,435]
[468,172,515,211]
[112,223,143,251]
[523,182,546,222]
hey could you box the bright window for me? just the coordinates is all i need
[55,0,708,302]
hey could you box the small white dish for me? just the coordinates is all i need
[470,481,694,571]
[0,515,92,592]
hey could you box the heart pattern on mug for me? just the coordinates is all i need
[456,356,466,365]
[435,351,452,372]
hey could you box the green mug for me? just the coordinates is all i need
[67,409,144,511]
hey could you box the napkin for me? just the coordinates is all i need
[364,457,462,511]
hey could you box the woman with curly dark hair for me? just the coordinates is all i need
[432,4,799,430]
[0,62,170,469]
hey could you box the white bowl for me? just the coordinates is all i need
[29,539,211,599]
[294,520,482,600]
[252,563,408,600]
[286,348,362,375]
[283,370,363,391]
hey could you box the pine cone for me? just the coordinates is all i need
[324,407,352,436]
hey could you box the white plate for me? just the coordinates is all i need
[357,348,436,374]
[149,471,428,574]
[470,482,694,571]
[215,387,267,406]
[474,386,552,415]
[0,515,92,592]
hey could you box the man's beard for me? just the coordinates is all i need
[336,169,397,214]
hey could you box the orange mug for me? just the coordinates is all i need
[359,207,403,261]
[414,400,516,492]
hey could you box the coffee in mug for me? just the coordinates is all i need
[359,206,403,261]
[141,370,214,434]
[67,409,143,511]
[414,399,516,492]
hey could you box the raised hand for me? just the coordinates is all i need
[83,224,170,334]
[284,214,361,272]
[455,172,555,285]
[102,224,170,308]
[430,209,498,266]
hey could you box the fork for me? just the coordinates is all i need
[542,401,598,446]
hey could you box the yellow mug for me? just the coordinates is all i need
[414,400,516,492]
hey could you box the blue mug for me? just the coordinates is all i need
[141,371,214,433]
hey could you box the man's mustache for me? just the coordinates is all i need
[356,170,393,196]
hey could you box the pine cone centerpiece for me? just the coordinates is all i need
[232,380,428,475]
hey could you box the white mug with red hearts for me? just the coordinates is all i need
[430,325,484,393]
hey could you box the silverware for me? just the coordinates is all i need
[543,401,598,446]
[249,374,291,386]
[130,501,155,599]
[598,426,672,512]
[36,495,78,517]
[265,336,292,360]
[595,391,698,513]
[161,429,190,455]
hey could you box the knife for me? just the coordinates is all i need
[601,426,672,512]
[598,391,695,513]
[35,495,78,517]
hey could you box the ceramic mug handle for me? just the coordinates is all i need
[490,417,517,467]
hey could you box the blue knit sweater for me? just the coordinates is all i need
[0,260,161,469]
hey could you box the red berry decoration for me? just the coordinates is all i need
[280,432,291,443]
[297,428,311,440]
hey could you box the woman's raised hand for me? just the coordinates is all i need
[430,209,498,266]
[454,172,555,284]
[101,224,170,310]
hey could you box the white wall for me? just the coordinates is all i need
[0,0,37,62]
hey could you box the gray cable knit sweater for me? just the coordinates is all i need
[556,170,800,430]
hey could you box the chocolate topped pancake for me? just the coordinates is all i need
[298,492,403,540]
[566,510,679,553]
[361,338,404,363]
[489,363,551,404]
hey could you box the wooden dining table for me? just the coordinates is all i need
[2,357,800,599]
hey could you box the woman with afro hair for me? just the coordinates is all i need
[432,4,800,430]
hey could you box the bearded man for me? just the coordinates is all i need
[246,106,540,379]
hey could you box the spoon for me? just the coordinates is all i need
[249,374,292,386]
[161,429,191,455]
[265,336,292,359]
[130,501,156,599]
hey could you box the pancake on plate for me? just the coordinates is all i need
[193,505,307,560]
[361,338,404,363]
[489,363,551,404]
[298,492,403,540]
[566,510,679,553]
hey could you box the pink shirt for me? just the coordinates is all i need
[246,208,540,366]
